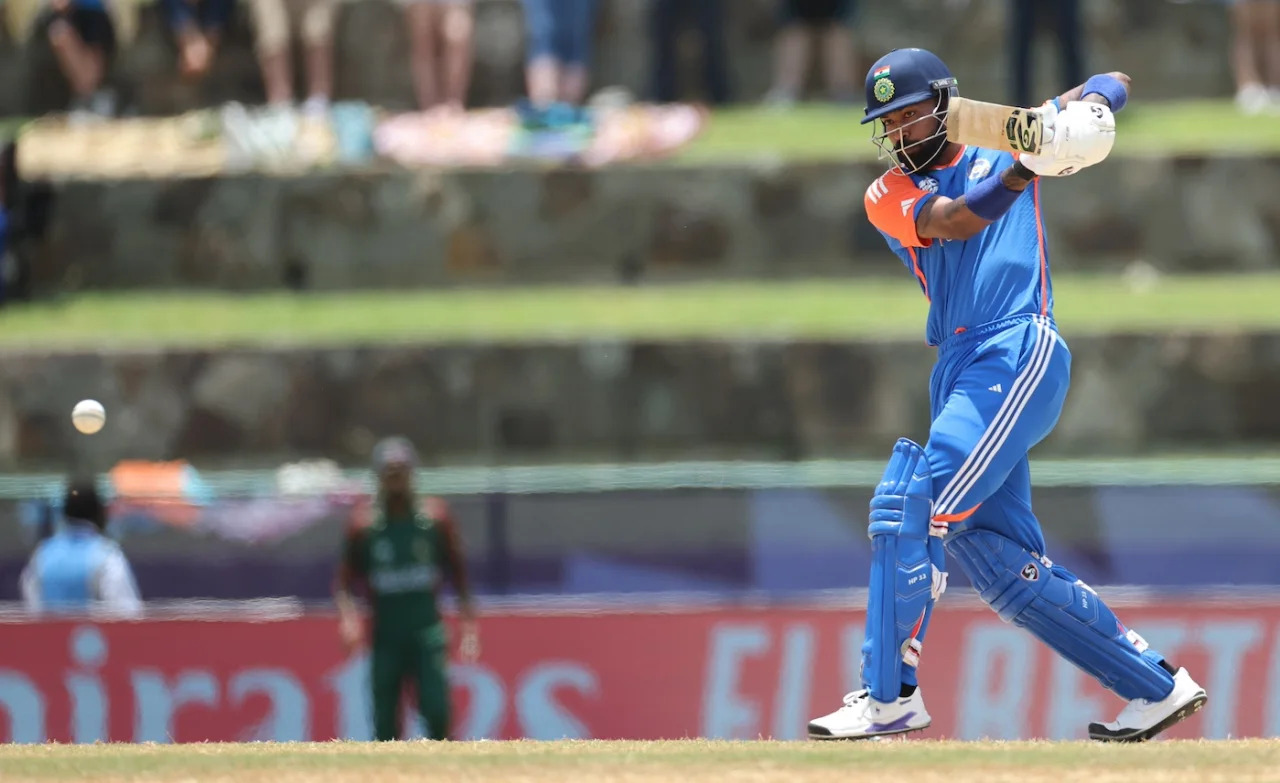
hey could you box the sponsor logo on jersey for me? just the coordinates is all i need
[371,564,437,594]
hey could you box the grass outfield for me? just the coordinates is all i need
[1,740,1277,782]
[0,274,1277,351]
[679,101,1280,162]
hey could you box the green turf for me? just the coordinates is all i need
[0,740,1276,782]
[0,273,1276,351]
[678,101,1280,162]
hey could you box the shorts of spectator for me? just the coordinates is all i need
[247,0,337,111]
[779,0,854,26]
[767,0,857,106]
[522,0,598,108]
[395,0,474,112]
[25,0,117,115]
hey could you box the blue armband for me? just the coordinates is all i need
[966,170,1024,222]
[1082,74,1128,113]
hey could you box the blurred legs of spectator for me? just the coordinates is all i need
[30,0,116,116]
[401,0,474,111]
[523,0,598,108]
[160,0,234,83]
[1009,0,1083,109]
[649,0,731,105]
[767,0,856,106]
[250,0,336,114]
[1228,0,1280,113]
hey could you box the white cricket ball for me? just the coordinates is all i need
[72,399,106,435]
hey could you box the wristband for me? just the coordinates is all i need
[966,170,1023,222]
[1082,74,1128,113]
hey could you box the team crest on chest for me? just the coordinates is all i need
[372,539,393,563]
[968,158,992,180]
[916,177,939,194]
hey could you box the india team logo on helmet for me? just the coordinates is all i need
[874,78,895,103]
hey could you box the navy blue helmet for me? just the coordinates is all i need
[861,48,959,125]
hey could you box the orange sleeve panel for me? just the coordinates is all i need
[864,173,936,249]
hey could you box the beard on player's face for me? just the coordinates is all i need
[895,131,948,172]
[890,110,952,170]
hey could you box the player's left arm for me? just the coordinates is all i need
[1021,72,1128,177]
[1052,72,1132,112]
[427,497,480,661]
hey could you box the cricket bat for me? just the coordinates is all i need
[946,97,1048,155]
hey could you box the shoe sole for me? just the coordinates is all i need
[807,722,932,741]
[1087,691,1208,743]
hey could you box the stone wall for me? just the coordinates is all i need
[26,155,1280,294]
[0,0,1238,117]
[5,330,1278,471]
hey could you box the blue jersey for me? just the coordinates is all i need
[863,146,1054,347]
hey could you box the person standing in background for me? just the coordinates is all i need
[649,0,731,106]
[401,0,475,111]
[20,478,142,618]
[520,0,599,127]
[766,0,858,107]
[1222,0,1280,113]
[334,436,479,741]
[248,0,337,115]
[1008,0,1084,110]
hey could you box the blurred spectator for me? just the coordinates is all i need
[249,0,337,114]
[159,0,235,84]
[1226,0,1280,113]
[765,0,857,106]
[402,0,474,111]
[19,479,142,618]
[1008,0,1083,109]
[27,0,117,117]
[522,0,598,111]
[649,0,731,105]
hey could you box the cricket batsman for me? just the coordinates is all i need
[807,48,1207,743]
[334,436,479,741]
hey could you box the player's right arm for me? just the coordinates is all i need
[865,163,1037,244]
[333,520,368,653]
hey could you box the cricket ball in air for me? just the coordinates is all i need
[72,399,106,435]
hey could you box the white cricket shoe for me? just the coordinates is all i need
[807,688,931,740]
[1088,667,1207,742]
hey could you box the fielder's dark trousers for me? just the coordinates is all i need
[1009,0,1084,109]
[371,633,451,741]
[650,0,732,105]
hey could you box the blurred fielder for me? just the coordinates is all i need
[334,436,479,741]
[807,48,1207,743]
[20,478,142,618]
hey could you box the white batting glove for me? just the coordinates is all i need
[1021,100,1116,177]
